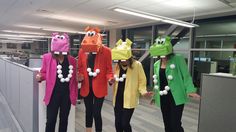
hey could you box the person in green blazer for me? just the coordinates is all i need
[149,36,200,132]
[112,39,152,132]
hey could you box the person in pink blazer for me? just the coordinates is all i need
[36,33,78,132]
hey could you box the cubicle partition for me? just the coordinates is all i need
[0,57,75,132]
[0,57,38,132]
[198,73,236,132]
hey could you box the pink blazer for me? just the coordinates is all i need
[40,53,78,105]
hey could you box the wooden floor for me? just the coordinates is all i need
[76,98,199,132]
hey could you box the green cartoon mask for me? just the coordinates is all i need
[112,38,132,61]
[149,36,173,57]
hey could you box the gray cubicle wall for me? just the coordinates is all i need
[198,74,236,132]
[0,58,39,132]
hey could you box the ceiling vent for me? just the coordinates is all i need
[36,9,54,14]
[106,20,119,25]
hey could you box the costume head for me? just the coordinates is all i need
[51,32,69,55]
[149,36,173,58]
[81,26,103,53]
[111,38,132,62]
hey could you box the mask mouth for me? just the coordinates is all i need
[54,51,60,55]
[53,51,68,55]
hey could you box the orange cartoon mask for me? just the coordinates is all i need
[81,26,103,53]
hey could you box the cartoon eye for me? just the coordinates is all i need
[60,35,65,39]
[86,31,91,36]
[156,39,161,44]
[91,31,96,36]
[160,38,166,44]
[55,35,60,38]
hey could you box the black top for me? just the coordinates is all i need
[54,56,70,94]
[159,68,168,91]
[159,68,173,99]
[115,67,127,108]
[87,53,96,89]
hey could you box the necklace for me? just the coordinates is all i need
[57,64,73,83]
[87,68,100,77]
[114,74,126,82]
[153,63,175,96]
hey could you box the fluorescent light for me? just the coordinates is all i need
[113,7,198,28]
[15,25,42,29]
[0,37,47,42]
[2,30,46,35]
[0,39,33,43]
[114,8,162,21]
[42,28,86,34]
[162,19,195,28]
[37,14,105,25]
[15,24,86,34]
[0,34,50,38]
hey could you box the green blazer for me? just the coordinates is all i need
[153,54,196,107]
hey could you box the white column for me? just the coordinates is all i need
[109,28,122,48]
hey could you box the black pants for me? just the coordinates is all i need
[45,89,71,132]
[84,91,104,132]
[114,107,134,132]
[160,93,184,132]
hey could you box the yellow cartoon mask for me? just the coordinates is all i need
[112,38,133,61]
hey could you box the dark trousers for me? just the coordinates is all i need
[45,90,71,132]
[114,107,134,132]
[160,93,184,132]
[84,91,104,132]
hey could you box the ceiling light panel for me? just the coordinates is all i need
[113,7,198,28]
[114,8,162,21]
[0,34,50,38]
[2,30,46,35]
[36,14,105,25]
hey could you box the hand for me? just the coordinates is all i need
[77,73,84,82]
[143,91,154,98]
[188,93,201,99]
[36,72,42,82]
[108,78,115,86]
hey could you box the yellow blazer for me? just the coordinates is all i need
[113,60,147,109]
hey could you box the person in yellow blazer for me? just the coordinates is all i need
[111,39,151,132]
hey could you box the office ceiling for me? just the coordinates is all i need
[0,0,236,37]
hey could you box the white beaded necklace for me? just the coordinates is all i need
[87,68,100,77]
[153,63,175,96]
[114,74,126,82]
[57,64,73,83]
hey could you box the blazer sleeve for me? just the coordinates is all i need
[105,49,114,81]
[152,61,159,99]
[77,50,84,76]
[71,57,78,105]
[176,55,197,94]
[137,62,147,95]
[40,54,47,81]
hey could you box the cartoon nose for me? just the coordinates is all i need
[92,40,95,44]
[83,40,87,43]
[53,38,57,41]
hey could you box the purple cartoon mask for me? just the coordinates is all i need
[51,33,69,55]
